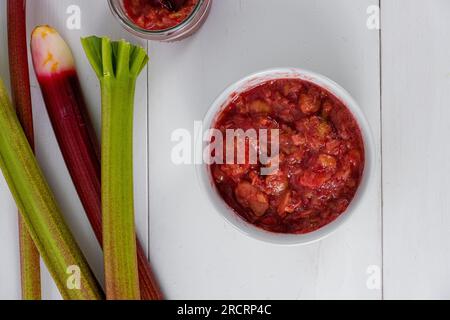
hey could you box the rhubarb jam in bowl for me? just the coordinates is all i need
[108,0,211,41]
[198,69,375,245]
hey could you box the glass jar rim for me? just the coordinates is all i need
[108,0,206,35]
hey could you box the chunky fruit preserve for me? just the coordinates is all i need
[210,78,365,234]
[123,0,199,31]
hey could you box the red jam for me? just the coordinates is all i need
[123,0,199,31]
[210,78,365,234]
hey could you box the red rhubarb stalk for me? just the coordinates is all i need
[30,26,163,300]
[7,0,41,300]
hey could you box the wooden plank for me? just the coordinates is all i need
[0,0,149,299]
[147,0,382,299]
[382,0,450,299]
[0,0,25,300]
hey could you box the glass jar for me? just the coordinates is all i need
[108,0,211,42]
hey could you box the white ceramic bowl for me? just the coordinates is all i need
[197,68,375,245]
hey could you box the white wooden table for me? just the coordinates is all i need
[0,0,448,300]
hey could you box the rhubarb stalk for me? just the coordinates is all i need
[31,26,162,300]
[82,36,148,300]
[0,79,103,300]
[7,0,41,300]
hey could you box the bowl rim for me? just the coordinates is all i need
[107,0,210,41]
[196,67,376,246]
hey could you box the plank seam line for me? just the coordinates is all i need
[146,40,151,260]
[379,0,385,301]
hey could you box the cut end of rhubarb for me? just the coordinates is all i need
[31,25,75,77]
[81,36,149,80]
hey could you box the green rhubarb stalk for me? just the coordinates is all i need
[18,221,41,300]
[0,79,104,300]
[81,36,148,300]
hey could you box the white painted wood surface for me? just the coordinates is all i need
[0,0,22,300]
[1,0,446,300]
[382,0,450,299]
